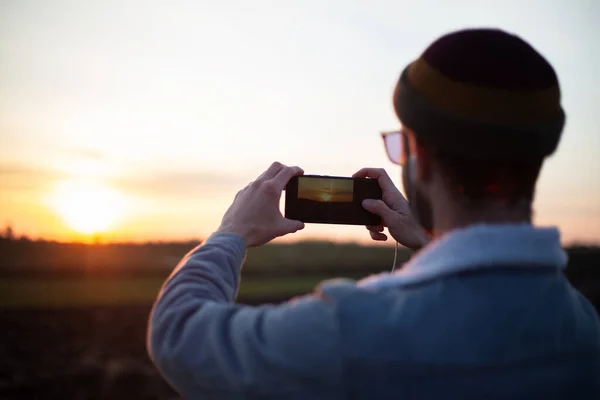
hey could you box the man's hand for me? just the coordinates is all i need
[353,168,430,251]
[216,162,305,248]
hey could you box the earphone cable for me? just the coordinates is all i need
[391,240,398,273]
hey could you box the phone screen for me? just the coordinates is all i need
[285,175,382,226]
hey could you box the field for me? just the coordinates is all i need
[1,305,179,400]
[1,238,598,399]
[0,277,324,308]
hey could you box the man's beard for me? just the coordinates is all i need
[402,158,434,234]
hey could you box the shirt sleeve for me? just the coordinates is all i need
[147,233,344,398]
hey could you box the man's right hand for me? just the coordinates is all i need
[353,168,430,251]
[216,162,305,248]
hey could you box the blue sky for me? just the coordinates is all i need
[0,0,598,243]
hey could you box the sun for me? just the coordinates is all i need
[320,193,332,201]
[50,179,127,235]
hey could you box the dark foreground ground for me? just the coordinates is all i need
[0,300,286,400]
[0,304,182,400]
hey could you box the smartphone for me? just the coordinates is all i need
[285,175,382,226]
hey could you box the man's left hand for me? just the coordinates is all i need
[216,162,305,248]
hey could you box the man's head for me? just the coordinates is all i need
[392,28,565,234]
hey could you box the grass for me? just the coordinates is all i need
[0,276,325,308]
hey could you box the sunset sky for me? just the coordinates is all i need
[0,0,598,244]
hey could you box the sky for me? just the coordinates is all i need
[0,0,598,244]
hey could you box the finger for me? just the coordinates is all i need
[352,167,375,178]
[257,162,285,182]
[271,165,304,190]
[366,224,384,233]
[277,218,305,236]
[362,199,397,224]
[353,168,397,193]
[370,231,388,241]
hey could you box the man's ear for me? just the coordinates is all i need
[415,142,433,182]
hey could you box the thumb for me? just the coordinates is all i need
[278,218,305,235]
[362,199,396,223]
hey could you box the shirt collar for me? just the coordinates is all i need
[359,224,568,290]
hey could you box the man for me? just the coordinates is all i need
[148,29,600,399]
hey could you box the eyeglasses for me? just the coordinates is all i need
[381,130,407,165]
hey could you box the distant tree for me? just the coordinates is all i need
[3,223,14,240]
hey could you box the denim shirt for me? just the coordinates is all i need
[148,225,600,399]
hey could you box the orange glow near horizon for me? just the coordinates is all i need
[48,180,127,236]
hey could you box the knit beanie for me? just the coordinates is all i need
[393,28,565,161]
